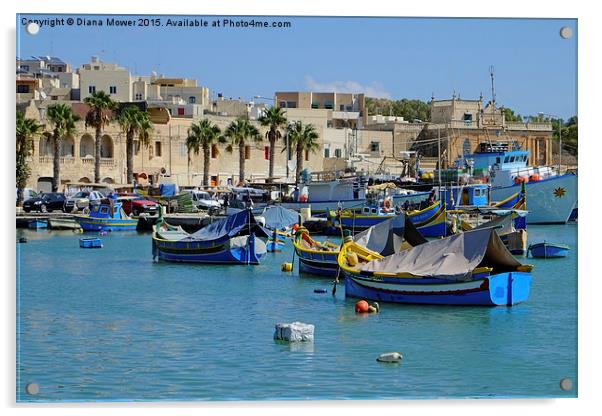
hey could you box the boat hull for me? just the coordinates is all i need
[528,243,570,258]
[266,240,285,252]
[294,246,339,277]
[77,217,138,231]
[153,233,265,265]
[343,271,532,306]
[491,174,577,224]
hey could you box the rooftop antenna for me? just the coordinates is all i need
[489,65,496,109]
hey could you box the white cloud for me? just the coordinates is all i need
[304,75,391,99]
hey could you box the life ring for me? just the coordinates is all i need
[383,198,392,212]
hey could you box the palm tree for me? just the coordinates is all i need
[16,112,43,205]
[84,91,117,183]
[46,104,80,192]
[224,117,262,184]
[258,106,287,181]
[285,121,320,183]
[117,105,153,184]
[186,119,224,187]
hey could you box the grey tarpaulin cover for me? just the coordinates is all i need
[359,227,522,281]
[261,205,300,230]
[183,209,270,241]
[353,213,427,256]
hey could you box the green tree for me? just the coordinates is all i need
[285,121,320,183]
[46,104,80,193]
[258,106,287,181]
[16,112,43,205]
[502,107,523,122]
[187,119,225,187]
[365,97,431,122]
[84,91,117,183]
[224,117,262,184]
[117,105,153,184]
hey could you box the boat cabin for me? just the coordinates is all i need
[439,184,490,208]
[89,201,128,219]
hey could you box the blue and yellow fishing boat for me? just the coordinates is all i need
[152,209,270,264]
[293,213,427,277]
[75,201,137,231]
[338,227,533,306]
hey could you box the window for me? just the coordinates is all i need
[179,143,186,158]
[134,140,140,155]
[504,156,510,163]
[264,146,269,160]
[17,85,30,93]
[324,148,330,158]
[88,85,96,94]
[311,102,320,109]
[346,105,353,111]
[188,96,196,104]
[211,144,218,159]
[279,101,287,108]
[286,101,297,108]
[495,157,501,164]
[178,107,185,116]
[463,113,473,123]
[370,141,380,152]
[135,93,143,100]
[57,67,63,72]
[340,104,345,111]
[20,65,30,71]
[245,145,251,160]
[324,101,334,110]
[155,141,162,157]
[474,189,481,197]
[334,148,342,158]
[305,149,309,161]
[109,86,117,94]
[463,138,471,155]
[100,207,109,215]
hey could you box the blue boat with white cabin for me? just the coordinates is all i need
[458,145,577,224]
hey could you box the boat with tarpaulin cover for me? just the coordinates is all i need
[338,227,533,306]
[152,209,270,264]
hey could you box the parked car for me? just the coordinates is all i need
[64,190,105,213]
[22,193,68,213]
[181,189,221,211]
[16,188,39,203]
[118,195,160,216]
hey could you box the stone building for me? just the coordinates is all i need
[412,96,553,168]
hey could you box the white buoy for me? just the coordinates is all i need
[377,352,402,363]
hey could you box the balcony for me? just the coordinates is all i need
[81,157,115,167]
[39,156,75,164]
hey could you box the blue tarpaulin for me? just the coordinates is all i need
[160,183,177,197]
[184,209,270,242]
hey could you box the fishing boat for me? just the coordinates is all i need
[48,217,82,230]
[79,237,103,249]
[28,219,48,229]
[330,200,446,236]
[293,213,427,277]
[460,147,577,224]
[338,227,533,306]
[74,201,137,231]
[527,242,570,258]
[152,209,269,264]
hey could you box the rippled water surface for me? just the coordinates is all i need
[16,224,577,402]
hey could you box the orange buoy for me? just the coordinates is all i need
[355,300,370,313]
[292,224,300,233]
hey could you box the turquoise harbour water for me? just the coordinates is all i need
[16,224,577,402]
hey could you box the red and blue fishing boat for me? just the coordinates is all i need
[338,227,533,306]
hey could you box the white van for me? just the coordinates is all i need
[181,189,221,211]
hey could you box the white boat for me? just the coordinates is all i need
[463,148,577,224]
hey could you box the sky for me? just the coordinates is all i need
[16,14,577,119]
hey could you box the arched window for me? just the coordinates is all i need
[101,135,114,158]
[80,134,94,158]
[61,136,75,157]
